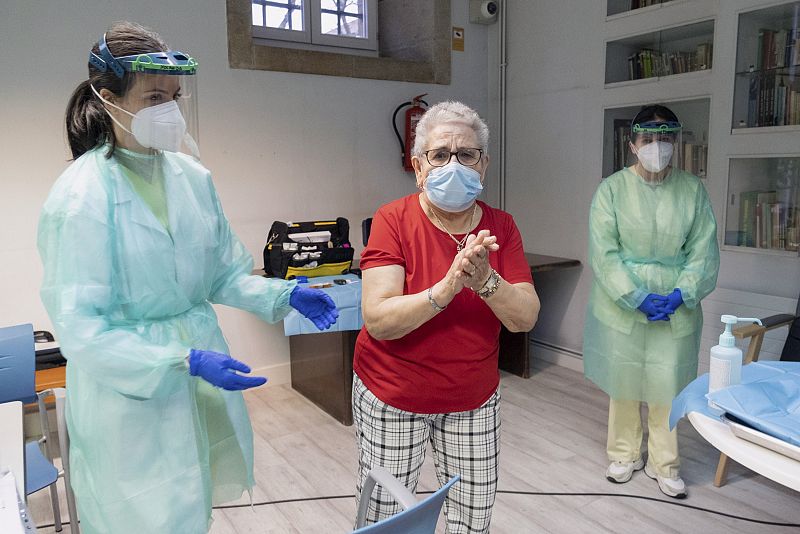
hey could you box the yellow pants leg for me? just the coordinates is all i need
[646,404,680,478]
[606,398,643,463]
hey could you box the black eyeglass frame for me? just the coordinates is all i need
[422,148,484,167]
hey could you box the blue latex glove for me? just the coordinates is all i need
[289,285,339,330]
[662,288,684,315]
[188,349,267,391]
[637,293,669,321]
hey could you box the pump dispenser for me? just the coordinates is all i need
[708,315,762,407]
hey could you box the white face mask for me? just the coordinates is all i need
[635,141,673,173]
[91,85,187,152]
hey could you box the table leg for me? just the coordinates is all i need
[498,326,530,378]
[714,453,730,487]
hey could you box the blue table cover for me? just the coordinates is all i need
[283,274,363,336]
[670,362,800,442]
[706,365,800,448]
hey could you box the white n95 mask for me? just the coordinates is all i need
[130,101,187,153]
[636,141,673,173]
[91,85,187,152]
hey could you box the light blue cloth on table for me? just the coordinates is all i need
[283,274,362,335]
[707,368,800,448]
[670,362,800,435]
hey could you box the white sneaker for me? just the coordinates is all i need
[644,463,687,499]
[606,458,644,483]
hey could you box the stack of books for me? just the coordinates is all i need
[736,190,800,251]
[745,27,800,127]
[627,42,712,81]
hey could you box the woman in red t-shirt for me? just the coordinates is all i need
[353,101,540,533]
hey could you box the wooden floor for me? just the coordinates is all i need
[29,361,800,533]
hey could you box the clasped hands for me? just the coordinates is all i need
[637,288,683,321]
[449,230,499,292]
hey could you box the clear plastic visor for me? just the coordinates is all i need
[105,72,199,160]
[630,127,682,173]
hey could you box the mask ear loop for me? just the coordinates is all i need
[90,84,135,135]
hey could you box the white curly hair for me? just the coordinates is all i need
[411,101,489,157]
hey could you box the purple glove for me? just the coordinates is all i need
[289,285,339,330]
[662,288,684,315]
[188,349,267,391]
[637,293,669,321]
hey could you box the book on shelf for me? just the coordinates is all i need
[682,142,707,177]
[745,70,800,127]
[735,190,799,251]
[757,28,800,71]
[626,42,712,81]
[756,191,776,248]
[738,190,761,248]
[745,23,800,127]
[629,0,663,9]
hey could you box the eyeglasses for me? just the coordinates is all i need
[636,133,677,144]
[423,147,483,167]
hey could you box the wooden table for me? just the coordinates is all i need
[689,411,800,491]
[35,366,66,391]
[498,253,581,378]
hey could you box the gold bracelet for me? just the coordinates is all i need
[475,269,501,298]
[427,287,447,312]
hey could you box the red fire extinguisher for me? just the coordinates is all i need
[393,94,428,172]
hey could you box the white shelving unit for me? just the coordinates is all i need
[603,0,800,259]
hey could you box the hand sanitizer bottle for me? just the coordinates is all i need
[708,315,762,407]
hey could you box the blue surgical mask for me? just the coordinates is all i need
[424,162,483,213]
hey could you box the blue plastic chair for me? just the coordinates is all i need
[0,324,65,531]
[353,467,460,534]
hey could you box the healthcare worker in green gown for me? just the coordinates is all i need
[38,22,338,533]
[584,104,719,499]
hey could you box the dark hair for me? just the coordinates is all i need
[630,104,680,138]
[65,21,168,159]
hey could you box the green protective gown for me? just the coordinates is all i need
[37,146,296,534]
[583,167,719,405]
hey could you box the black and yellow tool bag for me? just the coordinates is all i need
[263,217,354,279]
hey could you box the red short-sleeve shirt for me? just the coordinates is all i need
[353,194,533,413]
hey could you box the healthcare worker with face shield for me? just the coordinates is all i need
[583,104,719,499]
[37,22,338,533]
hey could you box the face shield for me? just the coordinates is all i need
[630,120,682,174]
[89,34,200,163]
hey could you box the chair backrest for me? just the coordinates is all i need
[0,324,36,404]
[362,217,373,247]
[0,400,25,497]
[781,314,800,362]
[353,468,459,534]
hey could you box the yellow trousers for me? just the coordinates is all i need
[607,398,680,478]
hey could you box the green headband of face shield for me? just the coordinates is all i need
[89,33,197,78]
[631,120,683,134]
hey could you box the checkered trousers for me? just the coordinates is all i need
[352,373,501,534]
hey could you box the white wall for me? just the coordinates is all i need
[498,0,800,361]
[0,0,490,383]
